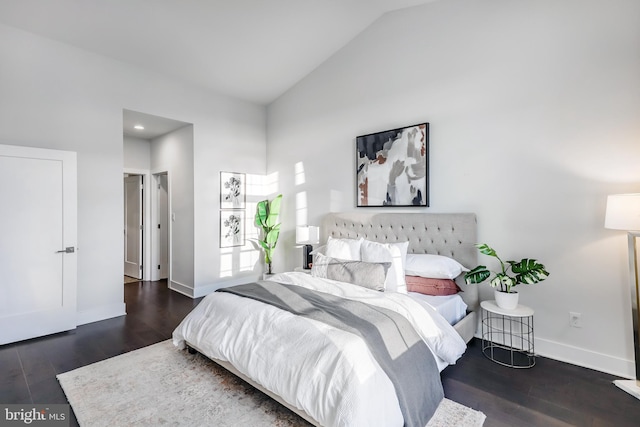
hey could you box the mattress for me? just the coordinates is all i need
[407,292,468,326]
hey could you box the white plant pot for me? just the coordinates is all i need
[494,289,519,310]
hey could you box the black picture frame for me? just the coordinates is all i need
[220,210,245,248]
[220,171,246,210]
[356,123,429,207]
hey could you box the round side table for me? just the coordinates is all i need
[481,300,535,368]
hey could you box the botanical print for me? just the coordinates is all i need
[220,210,244,247]
[356,123,428,207]
[220,172,245,209]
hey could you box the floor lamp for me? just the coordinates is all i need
[605,193,640,399]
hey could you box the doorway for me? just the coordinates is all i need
[124,174,143,280]
[123,109,191,289]
[122,171,170,283]
[154,172,170,280]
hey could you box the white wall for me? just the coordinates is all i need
[193,121,268,296]
[0,23,266,324]
[267,0,640,377]
[151,125,195,294]
[123,135,151,170]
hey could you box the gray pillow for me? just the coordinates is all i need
[311,253,391,291]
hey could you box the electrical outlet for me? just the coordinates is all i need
[569,312,582,328]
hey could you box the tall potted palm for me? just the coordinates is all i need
[255,194,282,275]
[464,243,550,309]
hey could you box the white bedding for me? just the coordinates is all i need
[408,292,468,326]
[173,272,467,427]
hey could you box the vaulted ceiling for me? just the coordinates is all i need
[0,0,438,105]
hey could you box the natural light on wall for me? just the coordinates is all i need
[296,191,308,227]
[295,161,305,186]
[245,173,264,199]
[219,250,233,278]
[294,161,309,226]
[264,171,279,195]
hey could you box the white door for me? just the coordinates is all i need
[0,144,77,345]
[124,175,143,279]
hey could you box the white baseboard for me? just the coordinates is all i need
[76,302,126,326]
[614,380,640,400]
[471,333,634,378]
[169,280,194,298]
[533,337,634,379]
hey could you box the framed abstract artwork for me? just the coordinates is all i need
[356,123,429,207]
[220,172,246,209]
[220,210,245,247]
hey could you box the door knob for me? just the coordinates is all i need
[56,247,75,254]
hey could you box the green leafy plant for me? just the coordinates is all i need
[464,243,550,293]
[254,194,282,275]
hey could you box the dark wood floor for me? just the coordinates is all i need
[1,280,639,426]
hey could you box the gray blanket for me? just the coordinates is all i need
[218,281,444,427]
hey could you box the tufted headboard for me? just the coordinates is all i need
[322,212,478,310]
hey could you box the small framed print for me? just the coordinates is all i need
[220,210,245,248]
[220,172,246,209]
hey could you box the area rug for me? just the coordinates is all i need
[57,340,486,427]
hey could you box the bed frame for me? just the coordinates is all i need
[187,212,478,426]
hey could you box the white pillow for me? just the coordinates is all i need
[325,236,363,261]
[404,253,468,280]
[361,240,409,294]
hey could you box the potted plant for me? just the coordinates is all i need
[254,194,282,276]
[464,243,550,309]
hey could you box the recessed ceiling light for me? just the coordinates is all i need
[134,125,145,130]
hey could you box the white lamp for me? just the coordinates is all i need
[296,226,319,269]
[605,193,640,399]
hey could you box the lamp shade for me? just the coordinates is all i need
[296,226,320,244]
[605,193,640,231]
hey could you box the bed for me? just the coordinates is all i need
[173,212,478,427]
